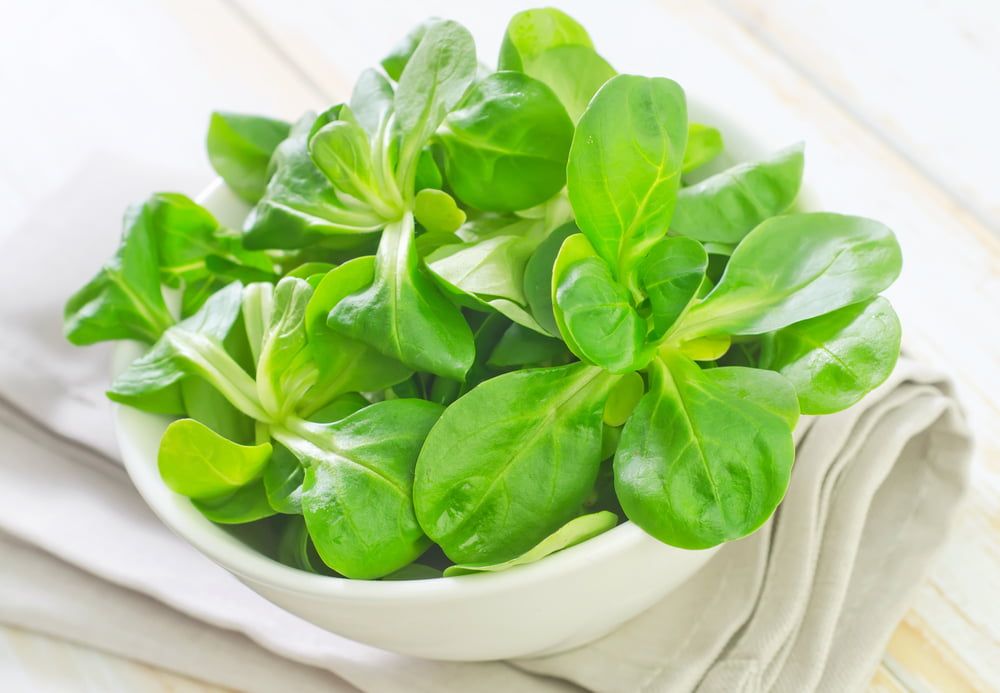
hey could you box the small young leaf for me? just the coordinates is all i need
[637,236,708,339]
[552,234,646,373]
[381,18,441,81]
[683,123,724,174]
[158,418,271,500]
[603,371,644,427]
[255,277,314,418]
[349,68,394,135]
[414,189,466,233]
[263,441,305,515]
[308,119,378,205]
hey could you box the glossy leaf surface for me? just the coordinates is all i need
[414,363,615,564]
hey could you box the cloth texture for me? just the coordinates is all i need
[0,159,973,692]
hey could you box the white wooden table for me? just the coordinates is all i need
[2,1,998,690]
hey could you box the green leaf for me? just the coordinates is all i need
[243,112,383,250]
[443,511,617,576]
[487,323,568,368]
[567,75,688,277]
[263,441,304,514]
[614,352,798,549]
[274,399,444,579]
[308,392,370,422]
[180,375,254,444]
[277,516,330,573]
[437,71,573,212]
[498,8,593,72]
[394,20,477,192]
[207,112,290,203]
[158,418,271,500]
[255,277,314,418]
[682,123,724,174]
[193,480,277,524]
[552,234,646,373]
[414,362,616,565]
[64,200,174,345]
[109,282,267,422]
[637,236,707,339]
[303,258,412,409]
[426,217,540,311]
[522,222,577,335]
[672,144,804,244]
[759,297,901,414]
[381,18,441,81]
[677,212,902,338]
[382,563,442,580]
[414,147,444,192]
[414,189,466,233]
[526,44,616,122]
[603,371,644,427]
[349,68,394,135]
[327,214,475,380]
[139,194,277,289]
[308,119,379,208]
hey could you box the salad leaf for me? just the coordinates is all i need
[273,399,443,579]
[326,215,475,380]
[567,74,688,279]
[672,144,805,243]
[443,511,617,576]
[64,200,174,345]
[414,363,616,564]
[437,71,573,211]
[676,212,902,338]
[758,296,901,414]
[614,353,797,549]
[158,418,271,500]
[207,112,291,203]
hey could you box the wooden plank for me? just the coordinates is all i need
[237,0,1000,688]
[0,625,229,693]
[718,0,1000,234]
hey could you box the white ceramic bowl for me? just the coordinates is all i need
[112,100,789,661]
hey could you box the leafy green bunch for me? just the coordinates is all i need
[64,8,902,579]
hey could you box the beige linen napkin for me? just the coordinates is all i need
[0,160,973,692]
